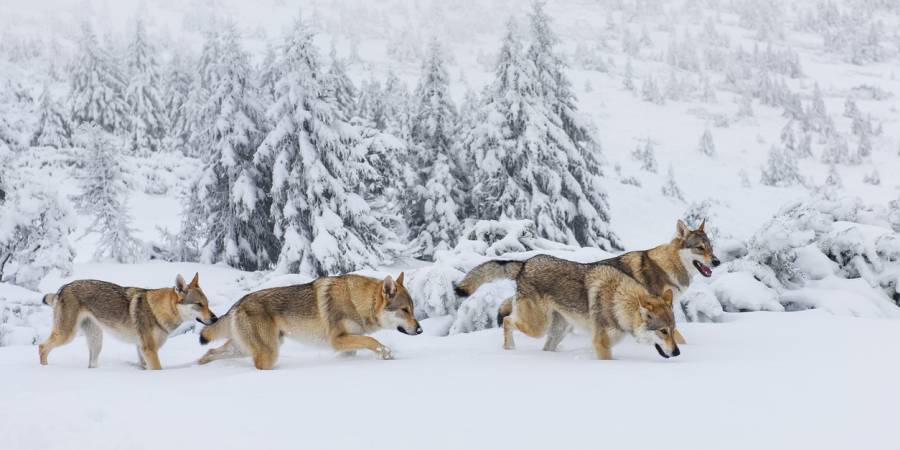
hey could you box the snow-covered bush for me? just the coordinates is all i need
[686,195,900,319]
[0,183,76,290]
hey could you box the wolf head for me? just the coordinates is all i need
[637,289,680,359]
[378,272,423,336]
[675,219,720,278]
[174,273,218,326]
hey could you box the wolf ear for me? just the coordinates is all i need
[383,275,397,298]
[175,274,187,294]
[698,219,706,233]
[190,272,200,288]
[662,289,673,305]
[396,272,405,286]
[676,219,689,239]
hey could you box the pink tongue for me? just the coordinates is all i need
[700,265,712,276]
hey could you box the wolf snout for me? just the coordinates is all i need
[672,346,681,357]
[197,314,218,326]
[415,325,423,335]
[711,257,721,267]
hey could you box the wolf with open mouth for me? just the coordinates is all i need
[455,219,720,356]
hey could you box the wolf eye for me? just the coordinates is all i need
[660,329,669,335]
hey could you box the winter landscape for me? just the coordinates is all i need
[1,0,900,449]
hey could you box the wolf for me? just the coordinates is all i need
[39,273,217,369]
[197,273,422,370]
[455,219,719,356]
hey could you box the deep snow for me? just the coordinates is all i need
[1,310,897,450]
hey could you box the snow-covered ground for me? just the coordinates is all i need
[3,1,900,448]
[1,310,897,450]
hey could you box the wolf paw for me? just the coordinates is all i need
[377,346,393,360]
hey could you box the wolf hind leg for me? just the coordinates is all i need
[198,339,245,365]
[38,297,80,365]
[503,285,550,350]
[81,318,103,368]
[542,311,571,352]
[234,314,280,370]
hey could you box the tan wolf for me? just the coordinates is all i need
[39,273,217,369]
[197,273,422,370]
[455,219,720,357]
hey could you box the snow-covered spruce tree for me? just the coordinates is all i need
[641,76,664,104]
[631,139,657,173]
[31,86,71,148]
[698,126,715,156]
[73,125,143,263]
[193,23,275,271]
[461,18,620,251]
[661,165,684,201]
[125,17,166,154]
[863,167,880,186]
[183,27,223,158]
[162,50,193,154]
[760,146,803,187]
[69,22,128,133]
[623,58,635,91]
[256,18,394,275]
[821,136,850,165]
[405,38,463,259]
[325,44,357,119]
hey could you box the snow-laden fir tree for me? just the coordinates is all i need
[863,167,880,185]
[162,50,193,154]
[824,164,842,187]
[623,58,635,91]
[184,27,223,158]
[661,165,684,201]
[462,18,620,251]
[192,23,275,271]
[73,124,143,263]
[69,22,128,133]
[760,146,803,187]
[380,71,412,139]
[642,76,664,104]
[843,97,858,118]
[325,43,357,119]
[256,17,396,275]
[821,136,849,164]
[125,17,166,154]
[631,138,657,173]
[405,38,462,259]
[31,86,71,148]
[698,126,716,156]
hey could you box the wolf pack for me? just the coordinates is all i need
[37,219,719,370]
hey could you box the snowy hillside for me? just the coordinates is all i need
[1,0,900,448]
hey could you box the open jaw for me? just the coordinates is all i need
[693,260,712,277]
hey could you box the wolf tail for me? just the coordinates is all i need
[496,298,513,327]
[454,260,524,297]
[199,313,230,345]
[42,293,58,307]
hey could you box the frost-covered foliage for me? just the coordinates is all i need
[192,24,274,271]
[161,50,193,155]
[73,125,143,263]
[661,165,684,201]
[406,38,463,259]
[461,13,620,252]
[124,17,166,154]
[31,86,70,148]
[760,146,803,187]
[706,196,900,316]
[0,180,75,290]
[697,126,716,156]
[631,139,657,173]
[257,17,396,276]
[69,22,128,133]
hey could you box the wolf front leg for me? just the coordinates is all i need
[592,326,613,360]
[330,334,393,360]
[139,336,162,370]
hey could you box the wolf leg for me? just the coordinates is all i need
[81,318,103,368]
[331,334,392,360]
[139,335,162,370]
[38,297,80,365]
[135,346,146,368]
[592,326,613,360]
[198,339,244,365]
[542,311,571,352]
